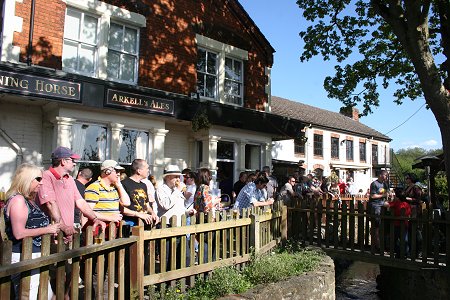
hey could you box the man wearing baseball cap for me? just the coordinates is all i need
[38,146,106,239]
[84,160,130,224]
[38,146,108,298]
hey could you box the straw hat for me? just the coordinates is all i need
[163,165,182,177]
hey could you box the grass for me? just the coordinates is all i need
[147,241,324,300]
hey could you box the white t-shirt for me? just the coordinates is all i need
[185,184,196,209]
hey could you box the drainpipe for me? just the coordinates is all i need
[0,128,23,168]
[27,0,36,66]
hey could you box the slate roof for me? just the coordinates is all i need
[271,96,391,141]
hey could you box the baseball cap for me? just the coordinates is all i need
[101,160,125,171]
[51,146,80,159]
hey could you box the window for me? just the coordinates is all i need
[107,23,139,82]
[346,140,354,161]
[197,48,217,99]
[118,129,149,163]
[331,137,339,159]
[313,134,323,157]
[372,144,378,164]
[294,139,305,155]
[72,123,107,164]
[196,34,248,106]
[245,144,261,170]
[63,1,145,83]
[63,8,99,75]
[224,57,243,105]
[360,142,366,162]
[217,141,234,160]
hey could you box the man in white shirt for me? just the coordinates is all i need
[155,165,187,227]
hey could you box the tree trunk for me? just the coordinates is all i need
[438,121,450,210]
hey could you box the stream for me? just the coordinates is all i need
[335,261,382,300]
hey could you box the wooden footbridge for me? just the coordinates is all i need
[288,195,450,271]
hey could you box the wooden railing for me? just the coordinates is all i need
[288,195,450,270]
[0,204,286,299]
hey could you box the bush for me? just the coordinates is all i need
[186,243,323,299]
[243,247,323,285]
[187,266,252,299]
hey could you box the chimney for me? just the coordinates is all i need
[352,108,359,122]
[339,106,360,122]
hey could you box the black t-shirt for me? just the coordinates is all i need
[74,179,85,224]
[122,177,149,213]
[233,180,246,197]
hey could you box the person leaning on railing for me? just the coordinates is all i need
[4,163,61,300]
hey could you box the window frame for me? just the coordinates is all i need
[330,137,339,159]
[71,122,108,164]
[196,47,218,100]
[196,34,248,107]
[118,128,150,164]
[360,142,366,162]
[294,138,305,155]
[62,8,100,77]
[346,140,354,161]
[106,22,140,84]
[313,134,323,157]
[63,1,146,84]
[372,144,378,164]
[224,56,244,106]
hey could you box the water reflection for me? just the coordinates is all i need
[336,261,381,300]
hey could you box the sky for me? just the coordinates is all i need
[238,0,443,152]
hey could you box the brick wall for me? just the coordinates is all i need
[13,0,65,68]
[11,0,271,109]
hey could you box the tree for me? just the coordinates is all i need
[297,0,450,205]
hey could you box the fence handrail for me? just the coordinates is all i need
[142,210,282,240]
[287,194,449,270]
[0,235,137,278]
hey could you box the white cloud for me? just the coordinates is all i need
[422,139,438,146]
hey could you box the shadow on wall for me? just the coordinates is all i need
[0,141,43,191]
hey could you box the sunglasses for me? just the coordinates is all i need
[35,177,43,182]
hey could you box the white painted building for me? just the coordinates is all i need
[271,96,392,192]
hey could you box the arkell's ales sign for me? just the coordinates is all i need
[0,70,80,101]
[106,89,174,115]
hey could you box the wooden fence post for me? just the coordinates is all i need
[250,214,261,255]
[281,205,287,244]
[130,226,144,300]
[0,240,12,299]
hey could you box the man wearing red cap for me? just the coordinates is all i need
[38,146,106,240]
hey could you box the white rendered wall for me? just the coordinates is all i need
[0,101,43,189]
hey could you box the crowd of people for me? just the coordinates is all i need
[1,147,278,299]
[2,145,430,299]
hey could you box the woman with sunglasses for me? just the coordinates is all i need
[4,163,61,300]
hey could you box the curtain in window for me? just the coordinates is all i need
[135,132,148,160]
[72,124,87,160]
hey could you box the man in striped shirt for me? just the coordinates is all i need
[84,160,130,224]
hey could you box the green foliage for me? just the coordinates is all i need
[187,266,251,299]
[297,0,432,115]
[146,285,186,300]
[191,109,211,132]
[394,147,429,182]
[435,171,448,208]
[184,244,323,299]
[394,147,444,183]
[243,249,323,285]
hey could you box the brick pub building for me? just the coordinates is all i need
[0,0,305,188]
